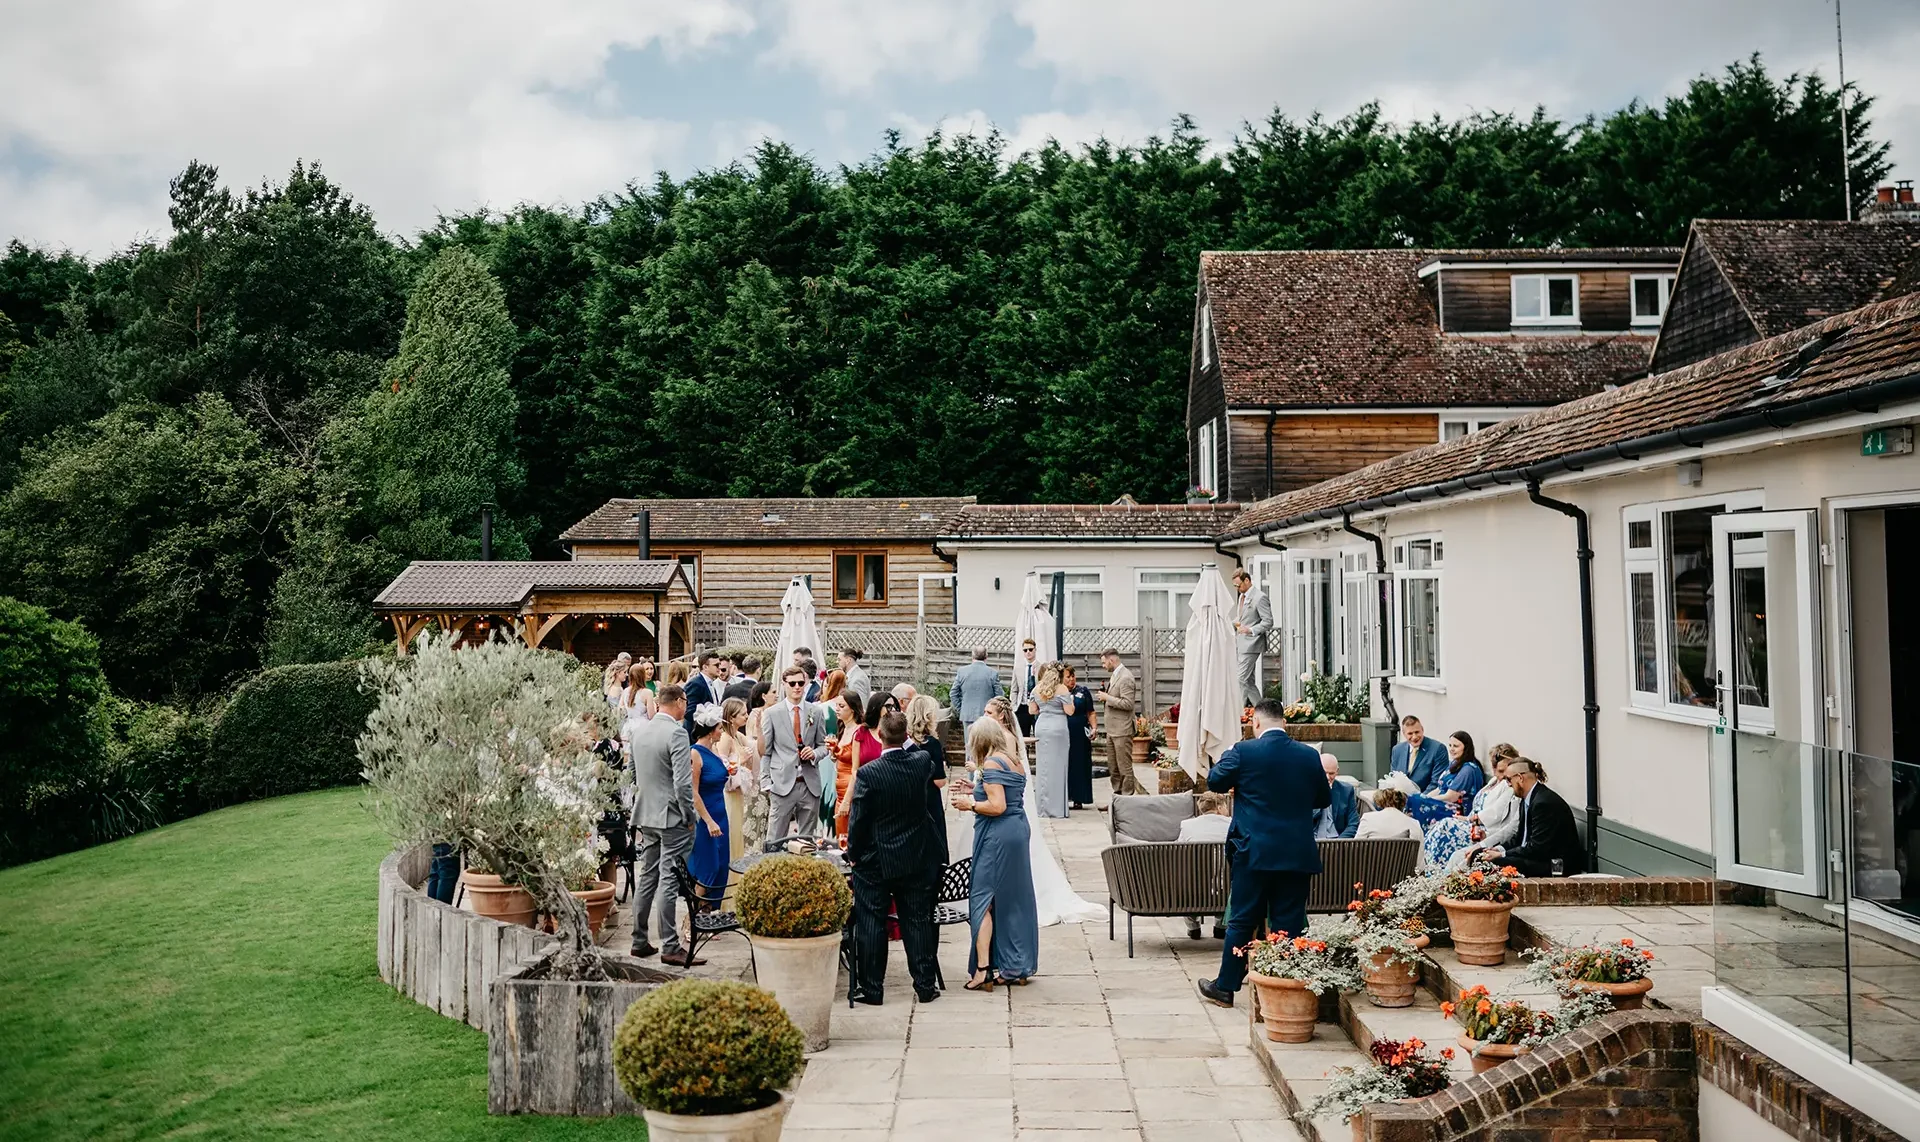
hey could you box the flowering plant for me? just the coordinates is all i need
[1300,1036,1452,1122]
[1297,668,1369,723]
[1443,985,1544,1044]
[1344,884,1433,969]
[1523,938,1655,987]
[1283,698,1314,722]
[1241,918,1365,995]
[1436,861,1523,903]
[1185,485,1215,501]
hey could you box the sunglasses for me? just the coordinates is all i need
[785,680,807,687]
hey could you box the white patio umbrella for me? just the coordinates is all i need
[775,576,822,680]
[1176,563,1240,779]
[1011,573,1056,709]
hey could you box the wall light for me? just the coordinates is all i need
[1677,459,1703,487]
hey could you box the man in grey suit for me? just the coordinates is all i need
[1232,567,1273,707]
[950,646,1001,727]
[762,665,828,840]
[1094,648,1139,796]
[839,648,873,709]
[631,684,701,966]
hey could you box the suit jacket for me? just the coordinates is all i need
[846,746,944,881]
[1505,782,1585,875]
[1206,727,1329,873]
[1011,655,1040,708]
[760,698,827,797]
[950,660,1002,725]
[682,673,718,734]
[1234,588,1273,653]
[632,713,695,830]
[722,677,757,705]
[1101,664,1137,737]
[1390,737,1448,792]
[1314,780,1361,838]
[844,663,873,708]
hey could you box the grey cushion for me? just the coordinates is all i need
[1110,793,1198,843]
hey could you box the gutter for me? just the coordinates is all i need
[1218,369,1920,542]
[1526,481,1602,873]
[1213,542,1243,567]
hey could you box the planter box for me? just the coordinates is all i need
[487,957,678,1116]
[1285,722,1363,742]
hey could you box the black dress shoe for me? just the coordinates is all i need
[1185,923,1203,941]
[630,941,659,958]
[915,986,940,1003]
[853,993,885,1007]
[1196,978,1235,1008]
[1212,924,1227,940]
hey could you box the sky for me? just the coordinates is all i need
[3,0,1917,257]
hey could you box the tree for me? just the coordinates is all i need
[0,395,300,700]
[0,596,109,860]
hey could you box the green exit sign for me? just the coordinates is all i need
[1863,426,1914,457]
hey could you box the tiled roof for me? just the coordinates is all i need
[1416,248,1681,268]
[1201,250,1661,407]
[374,561,685,609]
[560,497,975,544]
[1220,290,1920,539]
[942,502,1244,540]
[1694,220,1920,337]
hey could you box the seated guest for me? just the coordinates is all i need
[1389,715,1447,790]
[1469,758,1584,877]
[1405,730,1487,829]
[1179,792,1232,941]
[1313,753,1360,839]
[1425,743,1520,870]
[1356,788,1423,842]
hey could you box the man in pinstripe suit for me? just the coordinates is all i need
[845,711,944,1006]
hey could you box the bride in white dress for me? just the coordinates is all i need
[982,698,1105,926]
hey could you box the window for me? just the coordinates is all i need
[1622,494,1762,715]
[1631,274,1674,325]
[1511,274,1579,325]
[1440,417,1508,442]
[1138,569,1202,629]
[655,551,701,592]
[1195,419,1219,496]
[1392,535,1443,680]
[1199,299,1213,370]
[1036,569,1104,627]
[832,550,887,605]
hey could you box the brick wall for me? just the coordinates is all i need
[1515,877,1714,906]
[1693,1024,1904,1142]
[1357,1010,1699,1142]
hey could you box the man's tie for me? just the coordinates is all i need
[791,704,802,754]
[1517,795,1530,849]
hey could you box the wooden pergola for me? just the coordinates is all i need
[372,560,699,661]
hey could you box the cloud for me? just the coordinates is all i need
[758,0,998,94]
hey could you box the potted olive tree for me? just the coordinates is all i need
[613,978,804,1141]
[736,854,852,1051]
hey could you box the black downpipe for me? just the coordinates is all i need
[636,509,651,561]
[1050,572,1066,662]
[1528,481,1602,874]
[480,502,494,562]
[1213,542,1243,567]
[1257,533,1287,556]
[1342,514,1398,743]
[1265,410,1277,500]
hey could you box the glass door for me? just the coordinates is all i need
[1290,555,1335,695]
[1709,510,1826,894]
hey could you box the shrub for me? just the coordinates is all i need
[106,697,221,823]
[204,660,378,806]
[1240,918,1365,995]
[735,854,851,939]
[0,597,109,860]
[1436,861,1522,904]
[612,979,803,1115]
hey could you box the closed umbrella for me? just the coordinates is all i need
[1011,573,1056,709]
[1176,563,1239,779]
[776,576,821,681]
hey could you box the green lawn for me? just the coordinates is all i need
[0,788,644,1141]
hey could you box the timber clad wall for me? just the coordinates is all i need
[1651,249,1756,374]
[1228,413,1438,500]
[1439,267,1640,333]
[572,541,954,627]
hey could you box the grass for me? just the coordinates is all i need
[0,787,644,1141]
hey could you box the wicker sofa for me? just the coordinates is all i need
[1100,792,1420,954]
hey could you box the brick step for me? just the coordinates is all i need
[1244,1005,1368,1142]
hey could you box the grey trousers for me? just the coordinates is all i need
[768,780,821,842]
[633,823,694,955]
[1238,647,1263,706]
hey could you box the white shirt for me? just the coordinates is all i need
[1356,805,1423,842]
[1177,814,1232,843]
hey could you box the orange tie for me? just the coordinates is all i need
[792,704,802,749]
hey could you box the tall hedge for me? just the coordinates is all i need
[205,660,378,806]
[0,596,109,861]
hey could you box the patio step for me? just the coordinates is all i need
[1244,1006,1368,1142]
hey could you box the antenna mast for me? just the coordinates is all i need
[1836,0,1852,220]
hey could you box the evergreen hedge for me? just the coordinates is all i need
[205,661,378,806]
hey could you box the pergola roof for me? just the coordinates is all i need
[373,560,693,611]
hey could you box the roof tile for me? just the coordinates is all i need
[943,502,1243,539]
[374,561,684,609]
[561,497,975,544]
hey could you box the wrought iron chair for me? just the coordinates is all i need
[930,858,973,988]
[671,855,741,965]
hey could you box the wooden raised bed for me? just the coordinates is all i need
[487,956,676,1116]
[1284,722,1363,742]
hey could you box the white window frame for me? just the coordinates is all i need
[1390,533,1444,685]
[1630,273,1675,326]
[1199,299,1213,370]
[1621,490,1764,723]
[1195,418,1219,497]
[1035,567,1105,628]
[1137,567,1202,631]
[1439,415,1513,443]
[1511,273,1580,326]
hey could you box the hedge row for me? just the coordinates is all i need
[205,660,379,807]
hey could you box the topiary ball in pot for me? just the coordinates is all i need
[613,978,803,1117]
[736,853,852,938]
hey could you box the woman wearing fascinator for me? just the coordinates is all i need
[686,703,733,892]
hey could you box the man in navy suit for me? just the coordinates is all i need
[681,651,721,735]
[1388,715,1446,792]
[1313,753,1361,839]
[1198,699,1330,1008]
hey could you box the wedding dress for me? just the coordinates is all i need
[1008,732,1105,926]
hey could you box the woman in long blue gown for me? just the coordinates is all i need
[1027,663,1073,819]
[955,717,1039,989]
[686,713,732,891]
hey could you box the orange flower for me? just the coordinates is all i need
[1406,1037,1424,1050]
[1620,937,1635,947]
[1499,866,1519,877]
[1467,870,1485,884]
[1476,999,1492,1015]
[1353,881,1364,889]
[1440,1048,1455,1060]
[1439,1001,1455,1018]
[1643,950,1656,959]
[1348,901,1363,912]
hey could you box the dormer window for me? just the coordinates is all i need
[1631,274,1674,325]
[1511,274,1578,325]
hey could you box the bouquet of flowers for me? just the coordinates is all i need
[1242,919,1365,995]
[1523,938,1656,988]
[1300,1036,1452,1123]
[1436,862,1522,904]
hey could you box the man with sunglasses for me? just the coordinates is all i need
[763,665,829,840]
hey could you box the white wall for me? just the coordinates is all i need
[949,542,1223,627]
[1698,1083,1800,1142]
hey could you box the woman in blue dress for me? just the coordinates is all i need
[953,716,1039,990]
[1407,730,1487,833]
[1026,663,1074,819]
[1423,743,1523,869]
[686,704,732,891]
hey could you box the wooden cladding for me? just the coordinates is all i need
[570,541,951,627]
[1227,413,1439,501]
[1439,268,1643,333]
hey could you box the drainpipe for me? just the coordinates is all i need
[479,502,494,562]
[1527,481,1602,874]
[1212,542,1243,567]
[1341,514,1398,740]
[1257,533,1287,556]
[1264,410,1277,500]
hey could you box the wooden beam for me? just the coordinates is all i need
[531,612,569,648]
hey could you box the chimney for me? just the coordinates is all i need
[1878,185,1896,205]
[1864,182,1920,224]
[1901,181,1916,205]
[635,509,651,561]
[480,502,494,561]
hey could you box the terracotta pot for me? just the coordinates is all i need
[1362,934,1430,1008]
[1436,896,1513,966]
[1130,737,1151,765]
[747,932,842,1052]
[1160,720,1180,749]
[460,868,537,927]
[1569,975,1654,1010]
[641,1091,792,1142]
[1247,972,1319,1043]
[1457,1032,1529,1075]
[573,880,616,935]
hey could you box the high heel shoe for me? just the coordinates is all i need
[963,972,995,992]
